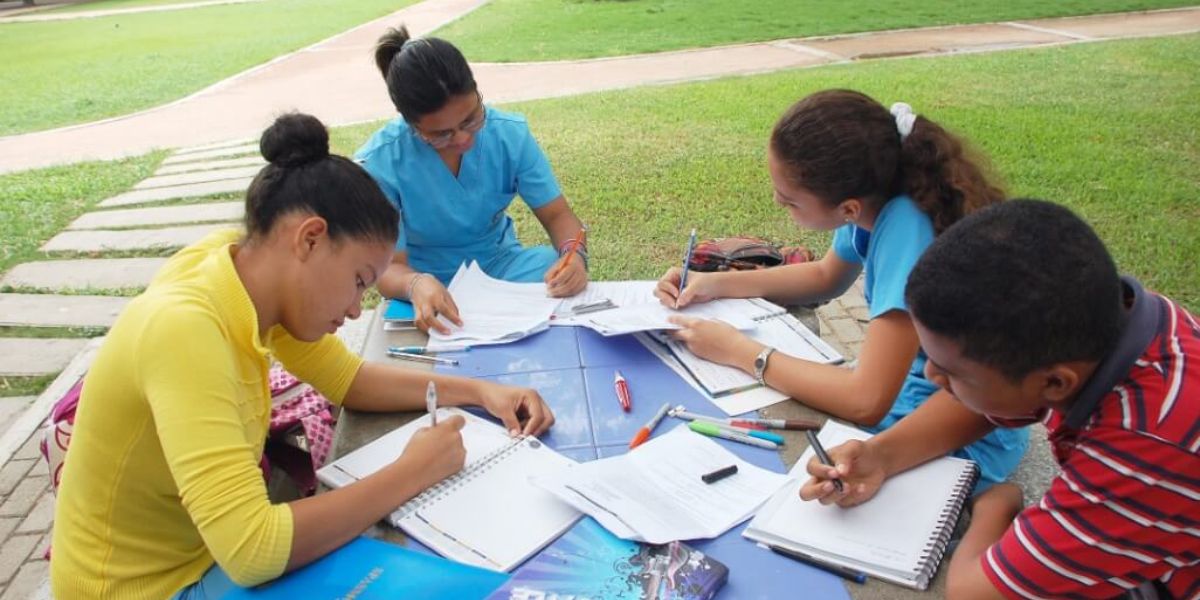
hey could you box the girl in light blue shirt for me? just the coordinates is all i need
[656,90,1028,492]
[356,26,589,333]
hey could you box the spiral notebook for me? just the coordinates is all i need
[743,421,978,590]
[317,408,582,572]
[659,298,844,396]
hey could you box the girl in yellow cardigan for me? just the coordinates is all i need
[50,113,555,600]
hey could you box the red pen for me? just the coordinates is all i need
[614,370,632,412]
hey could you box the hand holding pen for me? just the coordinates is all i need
[797,436,887,508]
[546,227,588,297]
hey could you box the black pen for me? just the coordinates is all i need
[805,430,844,493]
[764,544,867,584]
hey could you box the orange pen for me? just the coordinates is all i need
[548,227,587,280]
[629,402,671,449]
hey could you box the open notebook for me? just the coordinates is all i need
[659,298,843,396]
[317,408,582,572]
[743,421,978,590]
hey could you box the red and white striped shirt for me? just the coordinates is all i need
[983,281,1200,600]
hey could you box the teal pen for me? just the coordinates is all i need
[388,345,428,355]
[722,424,785,445]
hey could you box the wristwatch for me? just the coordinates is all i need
[753,346,776,386]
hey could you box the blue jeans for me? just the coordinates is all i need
[172,563,237,600]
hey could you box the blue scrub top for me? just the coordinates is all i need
[831,196,1028,489]
[355,107,563,283]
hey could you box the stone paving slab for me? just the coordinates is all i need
[175,137,256,155]
[160,143,260,166]
[40,223,226,253]
[68,201,242,230]
[155,155,265,176]
[803,22,1068,59]
[0,339,90,377]
[1027,7,1200,39]
[0,294,127,328]
[0,401,33,431]
[0,258,168,292]
[134,165,263,190]
[99,178,252,208]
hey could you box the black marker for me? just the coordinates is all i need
[805,430,844,493]
[701,464,738,484]
[765,544,867,584]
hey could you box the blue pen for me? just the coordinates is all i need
[677,227,698,304]
[388,345,428,355]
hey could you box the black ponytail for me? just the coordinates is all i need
[374,25,476,122]
[245,112,398,244]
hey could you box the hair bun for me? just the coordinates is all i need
[260,112,330,167]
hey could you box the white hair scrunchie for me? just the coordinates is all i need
[890,102,917,140]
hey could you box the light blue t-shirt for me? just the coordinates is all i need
[831,195,1027,490]
[355,107,563,283]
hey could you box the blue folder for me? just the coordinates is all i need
[418,324,852,599]
[221,536,507,598]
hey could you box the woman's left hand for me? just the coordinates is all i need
[475,381,556,436]
[545,253,588,297]
[668,316,762,370]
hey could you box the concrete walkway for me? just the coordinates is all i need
[0,4,1197,174]
[0,0,262,23]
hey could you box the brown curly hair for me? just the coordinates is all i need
[769,89,1004,234]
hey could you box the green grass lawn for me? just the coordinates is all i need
[0,153,162,276]
[0,0,415,136]
[335,34,1200,309]
[437,0,1195,62]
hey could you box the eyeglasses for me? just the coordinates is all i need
[413,92,486,149]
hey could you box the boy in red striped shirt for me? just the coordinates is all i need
[800,199,1199,600]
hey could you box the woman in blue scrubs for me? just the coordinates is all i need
[356,25,589,333]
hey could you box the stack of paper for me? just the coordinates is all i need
[550,280,658,326]
[426,262,564,352]
[532,425,790,544]
[580,298,760,336]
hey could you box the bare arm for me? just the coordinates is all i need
[533,196,588,296]
[286,418,464,569]
[375,250,421,301]
[695,309,920,426]
[531,196,584,250]
[945,484,1022,600]
[658,250,861,308]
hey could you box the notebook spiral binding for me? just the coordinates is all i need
[391,436,533,521]
[913,463,981,587]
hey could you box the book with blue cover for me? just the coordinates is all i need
[383,299,415,322]
[487,518,728,600]
[221,536,508,599]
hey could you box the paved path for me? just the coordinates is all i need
[0,4,1197,174]
[0,0,262,23]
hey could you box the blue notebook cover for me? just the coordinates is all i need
[487,518,728,600]
[383,299,415,322]
[222,536,509,599]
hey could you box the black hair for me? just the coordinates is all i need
[374,24,476,122]
[770,89,1005,234]
[245,112,398,245]
[905,199,1124,380]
